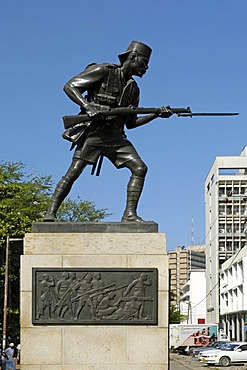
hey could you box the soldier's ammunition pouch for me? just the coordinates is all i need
[62,123,88,144]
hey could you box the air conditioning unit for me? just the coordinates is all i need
[219,247,225,251]
[219,229,225,233]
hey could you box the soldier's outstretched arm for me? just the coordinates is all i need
[126,106,172,129]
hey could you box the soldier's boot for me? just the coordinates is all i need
[43,177,72,222]
[121,175,145,222]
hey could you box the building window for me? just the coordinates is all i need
[226,205,232,214]
[226,187,232,195]
[219,205,225,215]
[233,205,239,215]
[226,241,233,251]
[219,187,225,196]
[241,186,246,194]
[233,187,240,195]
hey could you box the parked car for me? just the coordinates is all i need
[194,340,230,358]
[200,342,247,367]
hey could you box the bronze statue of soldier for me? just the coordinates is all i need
[43,41,171,223]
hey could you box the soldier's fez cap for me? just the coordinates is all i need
[118,40,152,64]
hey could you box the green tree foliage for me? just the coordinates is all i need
[169,291,188,324]
[169,304,186,324]
[0,161,52,340]
[0,161,52,239]
[57,197,111,222]
[0,161,110,340]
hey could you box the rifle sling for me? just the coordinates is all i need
[91,154,104,176]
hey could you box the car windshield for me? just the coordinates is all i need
[220,343,239,351]
[214,342,227,348]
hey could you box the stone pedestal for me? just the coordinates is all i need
[20,222,169,370]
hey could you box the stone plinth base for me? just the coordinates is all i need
[20,223,169,369]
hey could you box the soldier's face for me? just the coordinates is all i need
[132,54,149,77]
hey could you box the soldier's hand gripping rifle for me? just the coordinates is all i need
[62,106,239,144]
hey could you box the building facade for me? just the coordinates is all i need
[180,269,207,324]
[168,245,205,310]
[220,244,247,341]
[205,147,247,324]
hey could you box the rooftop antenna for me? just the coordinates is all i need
[191,216,194,245]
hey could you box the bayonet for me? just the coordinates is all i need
[177,112,239,117]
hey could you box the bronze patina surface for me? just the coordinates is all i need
[33,268,158,325]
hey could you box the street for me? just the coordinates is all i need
[170,353,207,370]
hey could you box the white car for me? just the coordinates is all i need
[195,340,230,359]
[200,342,247,367]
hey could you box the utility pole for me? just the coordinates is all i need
[3,236,9,350]
[2,237,23,350]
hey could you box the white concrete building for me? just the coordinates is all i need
[180,270,206,324]
[205,147,247,324]
[220,244,247,341]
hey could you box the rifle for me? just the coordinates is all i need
[62,106,239,129]
[71,283,116,303]
[90,283,129,297]
[52,274,88,312]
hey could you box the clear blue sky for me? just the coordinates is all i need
[1,1,246,250]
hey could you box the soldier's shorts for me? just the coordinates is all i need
[73,139,143,169]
